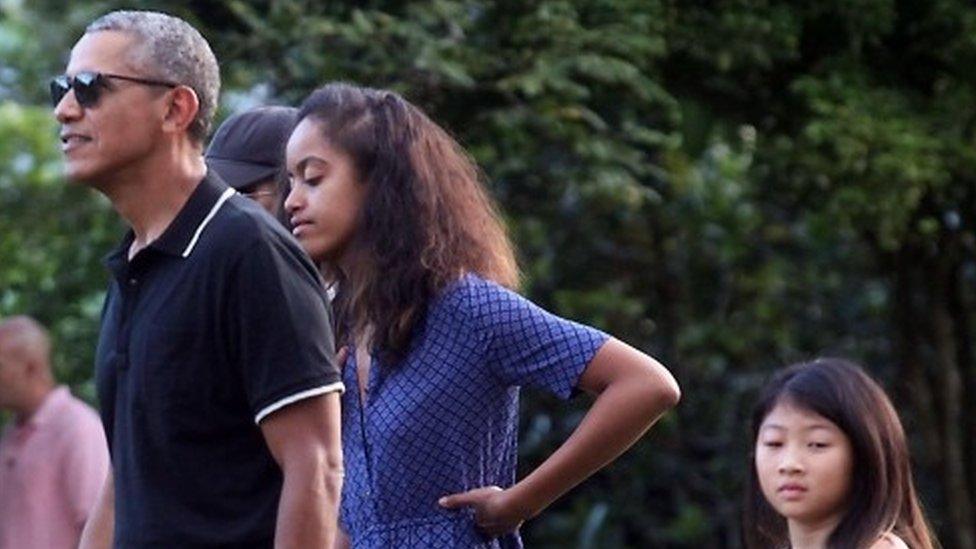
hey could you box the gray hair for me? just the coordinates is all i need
[86,10,220,144]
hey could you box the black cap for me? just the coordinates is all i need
[205,106,298,190]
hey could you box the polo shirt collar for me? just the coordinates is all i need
[104,170,236,266]
[151,171,234,257]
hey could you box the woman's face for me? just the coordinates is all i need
[755,401,854,528]
[284,117,367,265]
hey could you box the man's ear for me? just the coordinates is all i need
[161,85,200,137]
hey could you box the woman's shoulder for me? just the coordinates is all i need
[869,532,910,549]
[437,273,518,310]
[430,273,530,333]
[450,272,513,294]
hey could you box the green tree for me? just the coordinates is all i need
[4,1,975,546]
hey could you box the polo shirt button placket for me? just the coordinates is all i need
[117,269,141,372]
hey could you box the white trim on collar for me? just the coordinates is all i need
[182,188,237,258]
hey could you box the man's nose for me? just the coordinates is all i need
[54,88,83,123]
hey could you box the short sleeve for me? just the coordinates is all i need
[229,237,344,423]
[470,278,609,399]
[61,407,109,525]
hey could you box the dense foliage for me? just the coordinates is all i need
[2,0,974,546]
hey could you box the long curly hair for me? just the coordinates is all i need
[296,83,519,360]
[743,358,937,549]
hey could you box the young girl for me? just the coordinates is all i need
[283,83,681,548]
[744,358,937,549]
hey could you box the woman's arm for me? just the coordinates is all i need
[439,337,680,536]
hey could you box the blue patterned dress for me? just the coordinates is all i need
[339,274,609,548]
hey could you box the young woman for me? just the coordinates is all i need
[744,358,937,549]
[283,83,681,548]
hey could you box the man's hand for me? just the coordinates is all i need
[438,486,526,537]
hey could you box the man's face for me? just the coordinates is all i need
[54,31,171,186]
[0,343,27,411]
[240,179,281,217]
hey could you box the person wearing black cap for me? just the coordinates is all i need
[206,105,297,217]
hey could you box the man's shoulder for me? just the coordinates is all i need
[62,390,99,413]
[42,391,105,448]
[59,392,103,429]
[200,195,298,259]
[207,196,278,245]
[201,197,322,291]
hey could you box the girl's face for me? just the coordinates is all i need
[755,401,854,527]
[284,118,367,265]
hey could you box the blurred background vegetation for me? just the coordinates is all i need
[2,0,974,547]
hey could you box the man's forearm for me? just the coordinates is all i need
[79,469,114,549]
[333,526,351,549]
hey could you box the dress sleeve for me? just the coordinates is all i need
[473,280,609,399]
[229,237,344,424]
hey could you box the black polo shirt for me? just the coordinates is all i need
[94,172,342,547]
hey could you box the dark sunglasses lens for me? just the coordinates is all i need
[50,76,70,107]
[49,72,103,108]
[72,72,102,107]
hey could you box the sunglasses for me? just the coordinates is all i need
[50,71,179,108]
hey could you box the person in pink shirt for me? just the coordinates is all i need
[0,316,108,549]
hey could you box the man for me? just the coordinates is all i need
[52,11,344,548]
[205,106,297,217]
[0,316,109,549]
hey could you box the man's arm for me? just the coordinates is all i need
[78,466,114,549]
[333,527,351,549]
[64,414,110,532]
[260,392,343,549]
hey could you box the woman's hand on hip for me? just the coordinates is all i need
[439,486,527,537]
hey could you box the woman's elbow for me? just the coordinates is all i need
[645,361,681,410]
